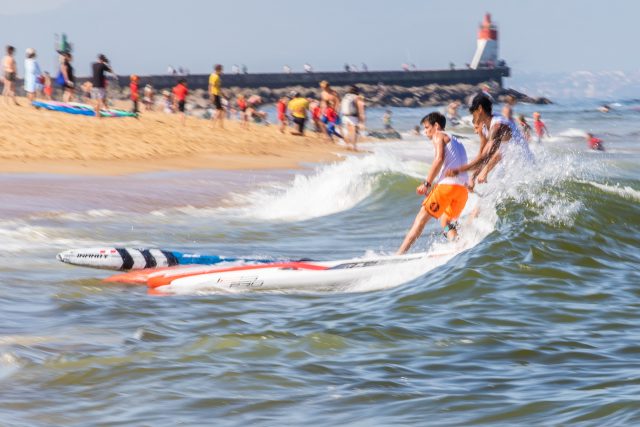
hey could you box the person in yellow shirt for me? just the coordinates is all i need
[287,91,310,136]
[208,64,224,129]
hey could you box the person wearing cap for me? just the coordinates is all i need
[91,54,113,119]
[24,48,42,104]
[287,92,309,136]
[208,64,224,129]
[340,85,366,150]
[129,75,140,115]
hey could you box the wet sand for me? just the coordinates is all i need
[0,98,346,175]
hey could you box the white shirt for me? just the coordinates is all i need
[436,132,469,187]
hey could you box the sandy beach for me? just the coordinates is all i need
[0,98,348,175]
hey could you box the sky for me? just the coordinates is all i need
[0,0,638,82]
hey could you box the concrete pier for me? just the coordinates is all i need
[114,67,510,90]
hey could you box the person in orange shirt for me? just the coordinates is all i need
[236,94,248,129]
[172,79,188,125]
[42,72,53,100]
[129,74,139,116]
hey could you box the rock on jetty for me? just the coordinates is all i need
[111,81,551,109]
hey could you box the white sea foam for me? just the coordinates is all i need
[223,151,416,221]
[586,181,640,201]
[0,219,144,254]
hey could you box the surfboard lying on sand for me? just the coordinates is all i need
[32,101,137,117]
[56,247,273,271]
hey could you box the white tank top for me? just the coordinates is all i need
[488,115,534,160]
[436,132,468,186]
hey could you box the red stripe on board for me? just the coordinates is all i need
[147,262,329,289]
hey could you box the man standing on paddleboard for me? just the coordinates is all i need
[397,112,469,254]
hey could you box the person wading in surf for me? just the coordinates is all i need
[447,94,532,188]
[397,112,469,254]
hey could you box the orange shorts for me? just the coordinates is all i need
[422,184,468,220]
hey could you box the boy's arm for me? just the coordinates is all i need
[447,123,510,176]
[417,134,445,195]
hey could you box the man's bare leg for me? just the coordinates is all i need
[397,206,432,254]
[440,214,458,240]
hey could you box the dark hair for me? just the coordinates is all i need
[348,85,360,95]
[469,93,492,115]
[178,78,187,84]
[421,112,446,130]
[7,45,14,54]
[215,64,222,71]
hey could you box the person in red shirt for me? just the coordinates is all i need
[236,94,248,129]
[309,99,326,136]
[533,112,549,143]
[129,74,139,116]
[323,101,342,141]
[586,133,605,151]
[172,79,188,125]
[277,96,289,133]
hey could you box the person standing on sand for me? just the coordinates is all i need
[340,85,366,151]
[24,48,42,104]
[237,94,249,129]
[208,64,224,129]
[172,79,188,125]
[397,112,469,254]
[277,96,289,133]
[319,80,341,138]
[91,54,112,118]
[129,75,139,115]
[310,99,326,135]
[58,52,75,102]
[43,72,53,100]
[287,92,309,136]
[3,46,19,105]
[323,100,343,141]
[143,84,155,111]
[319,80,340,113]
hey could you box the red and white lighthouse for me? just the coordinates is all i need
[470,13,498,69]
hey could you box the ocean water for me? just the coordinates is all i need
[1,100,639,426]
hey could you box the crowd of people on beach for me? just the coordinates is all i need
[1,44,371,147]
[164,65,368,149]
[3,43,607,152]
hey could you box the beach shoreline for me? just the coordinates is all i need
[0,97,348,176]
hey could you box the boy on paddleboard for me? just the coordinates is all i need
[447,94,532,188]
[397,112,469,254]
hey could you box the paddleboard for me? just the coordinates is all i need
[57,247,273,271]
[153,252,444,293]
[32,101,137,117]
